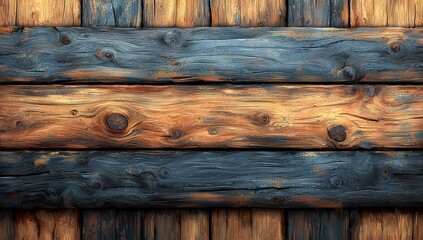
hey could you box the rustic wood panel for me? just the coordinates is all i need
[211,209,253,240]
[143,0,210,27]
[83,210,116,240]
[82,0,142,27]
[115,210,143,239]
[288,0,349,27]
[415,210,423,240]
[153,210,181,239]
[181,209,209,240]
[211,0,286,27]
[0,0,17,26]
[351,209,414,240]
[15,209,80,240]
[1,27,422,83]
[350,0,423,27]
[287,209,349,239]
[0,151,422,208]
[251,209,284,240]
[0,210,13,240]
[1,85,422,149]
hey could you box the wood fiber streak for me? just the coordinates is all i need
[0,0,17,26]
[15,209,80,240]
[1,85,422,149]
[351,209,414,240]
[83,210,116,240]
[0,151,421,208]
[287,209,349,240]
[0,27,422,83]
[0,210,13,240]
[211,209,252,240]
[180,209,209,240]
[143,0,210,27]
[251,209,284,240]
[351,0,423,27]
[83,0,142,27]
[288,0,349,27]
[415,210,423,239]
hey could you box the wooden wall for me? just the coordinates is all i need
[0,0,422,240]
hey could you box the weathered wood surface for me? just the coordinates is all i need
[15,209,80,240]
[351,0,423,27]
[0,210,13,240]
[1,85,422,149]
[288,0,349,27]
[143,0,210,27]
[83,0,142,27]
[1,27,422,83]
[211,0,286,27]
[0,0,17,26]
[415,210,423,240]
[0,151,422,208]
[287,209,349,240]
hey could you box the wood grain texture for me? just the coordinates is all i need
[351,0,423,27]
[211,209,252,240]
[0,151,422,208]
[154,210,181,240]
[288,0,348,27]
[0,0,17,26]
[251,209,284,240]
[1,85,422,149]
[415,210,423,240]
[115,210,143,240]
[181,209,209,240]
[15,209,80,240]
[0,210,13,240]
[83,210,116,240]
[211,0,286,26]
[143,0,210,27]
[14,0,81,26]
[287,209,349,240]
[1,27,422,83]
[351,209,414,240]
[83,0,142,27]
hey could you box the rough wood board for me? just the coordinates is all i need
[15,209,80,240]
[211,209,253,239]
[211,0,286,26]
[0,0,17,26]
[83,209,116,240]
[143,0,210,27]
[180,209,209,240]
[1,85,422,149]
[1,27,422,83]
[0,210,13,240]
[415,210,423,240]
[83,0,142,27]
[288,0,349,27]
[351,209,414,240]
[251,209,284,240]
[0,151,422,208]
[350,0,423,27]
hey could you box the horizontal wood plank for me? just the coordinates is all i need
[0,151,421,208]
[0,27,422,83]
[0,85,422,149]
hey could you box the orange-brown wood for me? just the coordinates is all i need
[0,210,13,240]
[211,0,286,26]
[180,209,209,240]
[0,0,17,26]
[212,209,252,240]
[415,211,423,239]
[251,209,284,240]
[0,85,422,149]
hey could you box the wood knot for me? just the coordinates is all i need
[328,125,347,142]
[104,51,113,59]
[338,66,356,82]
[96,49,115,61]
[390,42,401,54]
[107,113,128,131]
[330,176,343,188]
[159,168,170,178]
[163,30,183,48]
[170,129,182,140]
[60,35,71,45]
[70,109,79,116]
[273,197,285,204]
[90,181,101,190]
[139,172,158,193]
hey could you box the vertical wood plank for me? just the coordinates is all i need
[115,210,142,240]
[15,0,81,26]
[414,210,423,240]
[251,209,284,240]
[83,210,116,240]
[288,0,348,27]
[211,0,286,27]
[211,209,252,240]
[0,210,13,240]
[350,0,423,27]
[181,209,209,240]
[0,0,17,26]
[155,210,181,240]
[143,0,210,27]
[141,211,155,240]
[287,209,349,240]
[351,209,413,240]
[83,0,142,27]
[14,210,39,240]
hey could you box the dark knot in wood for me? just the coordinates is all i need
[60,35,71,45]
[107,113,128,131]
[328,125,347,142]
[260,113,270,124]
[390,42,401,53]
[338,66,356,82]
[104,52,113,59]
[330,176,343,188]
[163,30,182,48]
[139,172,158,193]
[170,129,182,140]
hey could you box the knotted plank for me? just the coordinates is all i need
[82,0,142,27]
[288,0,349,27]
[1,27,422,83]
[0,151,421,208]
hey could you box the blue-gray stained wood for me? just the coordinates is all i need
[287,209,349,240]
[288,0,349,27]
[0,27,422,83]
[83,0,142,27]
[0,210,13,240]
[0,151,422,208]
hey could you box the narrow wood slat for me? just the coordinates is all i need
[211,0,286,27]
[0,210,13,240]
[154,210,181,240]
[82,0,142,27]
[181,209,209,240]
[115,210,143,239]
[1,27,422,83]
[83,210,116,240]
[1,85,422,149]
[15,209,80,240]
[415,210,423,240]
[351,209,414,240]
[0,0,17,26]
[287,209,349,240]
[211,209,252,240]
[143,0,210,27]
[351,0,423,27]
[0,151,421,208]
[288,0,349,27]
[251,209,284,240]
